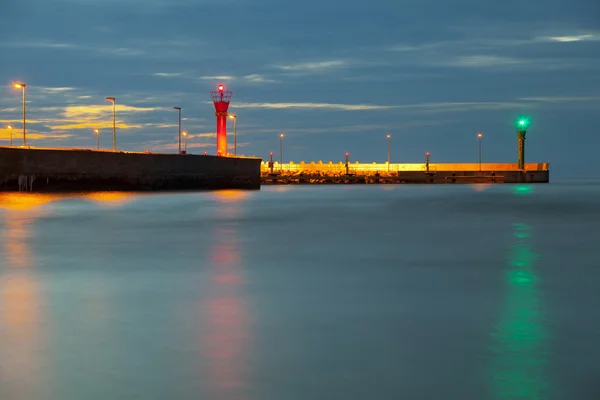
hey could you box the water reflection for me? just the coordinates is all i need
[470,183,492,192]
[82,192,136,208]
[0,194,50,399]
[489,221,551,399]
[201,190,251,399]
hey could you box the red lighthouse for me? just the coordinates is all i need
[211,84,232,156]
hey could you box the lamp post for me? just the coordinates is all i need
[106,97,116,151]
[173,106,181,154]
[279,133,284,171]
[183,131,188,153]
[386,133,391,170]
[516,117,530,170]
[345,152,350,175]
[14,83,26,146]
[7,125,12,147]
[94,129,100,150]
[477,133,483,171]
[228,114,237,156]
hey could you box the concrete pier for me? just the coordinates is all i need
[261,162,549,184]
[0,147,262,192]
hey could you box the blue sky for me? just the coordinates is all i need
[0,0,599,176]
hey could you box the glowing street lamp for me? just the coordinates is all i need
[182,131,188,153]
[279,133,284,170]
[228,113,237,156]
[14,83,26,146]
[386,133,391,170]
[106,97,116,151]
[477,133,483,171]
[516,116,530,170]
[7,125,12,147]
[173,106,182,153]
[94,129,100,150]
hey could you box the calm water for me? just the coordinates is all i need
[0,184,599,400]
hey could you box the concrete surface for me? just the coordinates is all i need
[0,147,262,192]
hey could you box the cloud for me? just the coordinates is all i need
[198,74,278,83]
[0,40,145,57]
[546,34,599,43]
[28,104,163,131]
[243,74,278,83]
[199,75,236,81]
[187,133,216,139]
[0,128,74,141]
[63,104,160,118]
[441,55,528,68]
[38,87,76,94]
[274,60,347,72]
[233,102,396,111]
[231,100,524,112]
[153,72,185,78]
[519,96,600,102]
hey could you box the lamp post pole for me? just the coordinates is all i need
[174,106,181,153]
[14,83,26,146]
[95,129,100,150]
[280,133,284,171]
[106,97,116,151]
[183,131,188,153]
[228,114,237,156]
[7,125,12,147]
[477,133,483,171]
[386,133,391,171]
[516,117,530,170]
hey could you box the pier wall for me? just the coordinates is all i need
[261,161,549,173]
[0,147,262,192]
[260,161,549,184]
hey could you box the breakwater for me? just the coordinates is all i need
[261,162,549,184]
[0,147,262,192]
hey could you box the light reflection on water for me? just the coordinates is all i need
[0,195,50,399]
[200,190,250,399]
[0,185,599,399]
[489,221,550,399]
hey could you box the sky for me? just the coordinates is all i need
[0,0,599,177]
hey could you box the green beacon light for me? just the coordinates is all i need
[516,117,530,131]
[515,116,530,170]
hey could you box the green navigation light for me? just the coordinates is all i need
[516,116,530,131]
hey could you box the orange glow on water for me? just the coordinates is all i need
[211,190,249,203]
[0,206,47,397]
[0,193,59,211]
[82,192,136,207]
[471,184,492,192]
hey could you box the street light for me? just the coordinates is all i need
[106,97,116,151]
[279,133,284,171]
[516,116,530,170]
[477,133,483,171]
[14,83,26,146]
[94,129,100,150]
[228,114,237,156]
[7,125,12,147]
[173,106,182,153]
[386,133,391,170]
[182,131,188,153]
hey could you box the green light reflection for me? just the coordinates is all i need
[514,185,533,196]
[489,222,551,400]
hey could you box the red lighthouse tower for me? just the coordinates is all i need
[211,84,232,156]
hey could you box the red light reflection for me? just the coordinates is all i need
[200,189,250,396]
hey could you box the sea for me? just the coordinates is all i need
[0,183,599,400]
